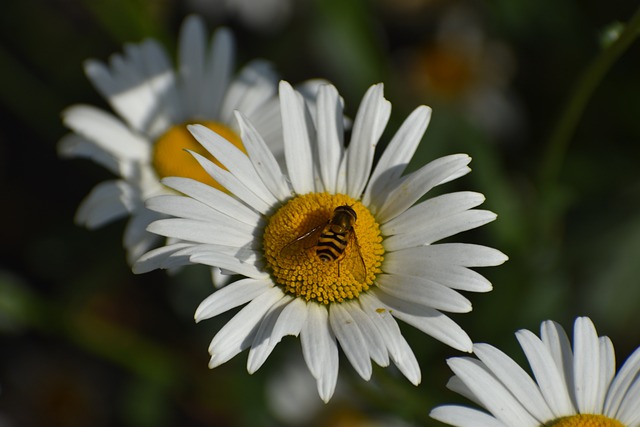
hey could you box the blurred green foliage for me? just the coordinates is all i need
[1,0,640,426]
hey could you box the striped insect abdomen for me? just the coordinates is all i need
[315,226,349,262]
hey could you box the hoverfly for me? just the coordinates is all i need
[280,205,367,283]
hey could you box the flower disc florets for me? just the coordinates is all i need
[548,414,625,427]
[263,193,384,304]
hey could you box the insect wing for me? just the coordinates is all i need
[280,222,326,258]
[345,232,367,283]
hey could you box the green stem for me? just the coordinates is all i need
[538,6,640,191]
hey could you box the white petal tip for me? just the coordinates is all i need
[279,80,294,92]
[319,391,334,404]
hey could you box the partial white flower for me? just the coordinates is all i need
[431,316,640,427]
[188,0,295,33]
[266,352,418,426]
[134,81,507,401]
[59,14,318,265]
[406,5,522,139]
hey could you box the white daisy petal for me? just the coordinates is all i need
[132,242,195,273]
[293,79,327,120]
[188,151,273,214]
[243,97,282,156]
[62,105,149,162]
[240,78,322,155]
[301,303,339,402]
[382,191,486,234]
[516,329,576,417]
[376,273,472,313]
[189,250,268,280]
[388,332,422,385]
[178,15,207,119]
[188,124,279,206]
[446,375,484,407]
[363,105,431,207]
[179,243,261,262]
[374,290,472,352]
[162,177,261,226]
[269,297,308,346]
[612,371,640,424]
[234,111,291,201]
[604,346,640,417]
[430,405,509,427]
[374,154,472,223]
[211,268,233,289]
[208,286,285,368]
[123,42,178,134]
[195,277,273,322]
[123,207,164,263]
[280,80,314,194]
[385,244,508,273]
[146,195,256,230]
[344,301,389,367]
[329,303,372,380]
[540,319,575,403]
[83,55,158,134]
[436,317,640,427]
[359,293,421,385]
[597,336,615,412]
[300,303,330,380]
[247,294,294,374]
[58,133,121,176]
[147,218,254,247]
[200,27,234,119]
[138,39,182,130]
[384,210,497,250]
[573,316,601,413]
[220,60,278,124]
[316,84,344,193]
[447,357,540,426]
[75,180,136,228]
[392,261,494,293]
[346,83,391,199]
[473,343,555,422]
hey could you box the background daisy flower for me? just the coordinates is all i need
[431,316,640,427]
[403,4,522,141]
[134,80,507,401]
[58,14,319,265]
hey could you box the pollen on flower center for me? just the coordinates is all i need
[152,121,244,191]
[263,193,384,304]
[548,414,626,427]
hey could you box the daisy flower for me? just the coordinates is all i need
[431,316,640,427]
[405,5,521,139]
[188,0,293,33]
[59,14,316,264]
[134,81,507,401]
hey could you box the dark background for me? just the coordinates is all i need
[1,0,640,425]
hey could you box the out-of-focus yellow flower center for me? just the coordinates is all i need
[415,43,475,100]
[263,193,384,304]
[547,414,625,427]
[152,121,244,191]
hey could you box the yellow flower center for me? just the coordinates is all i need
[414,43,475,100]
[152,121,244,191]
[263,193,384,304]
[547,414,625,427]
